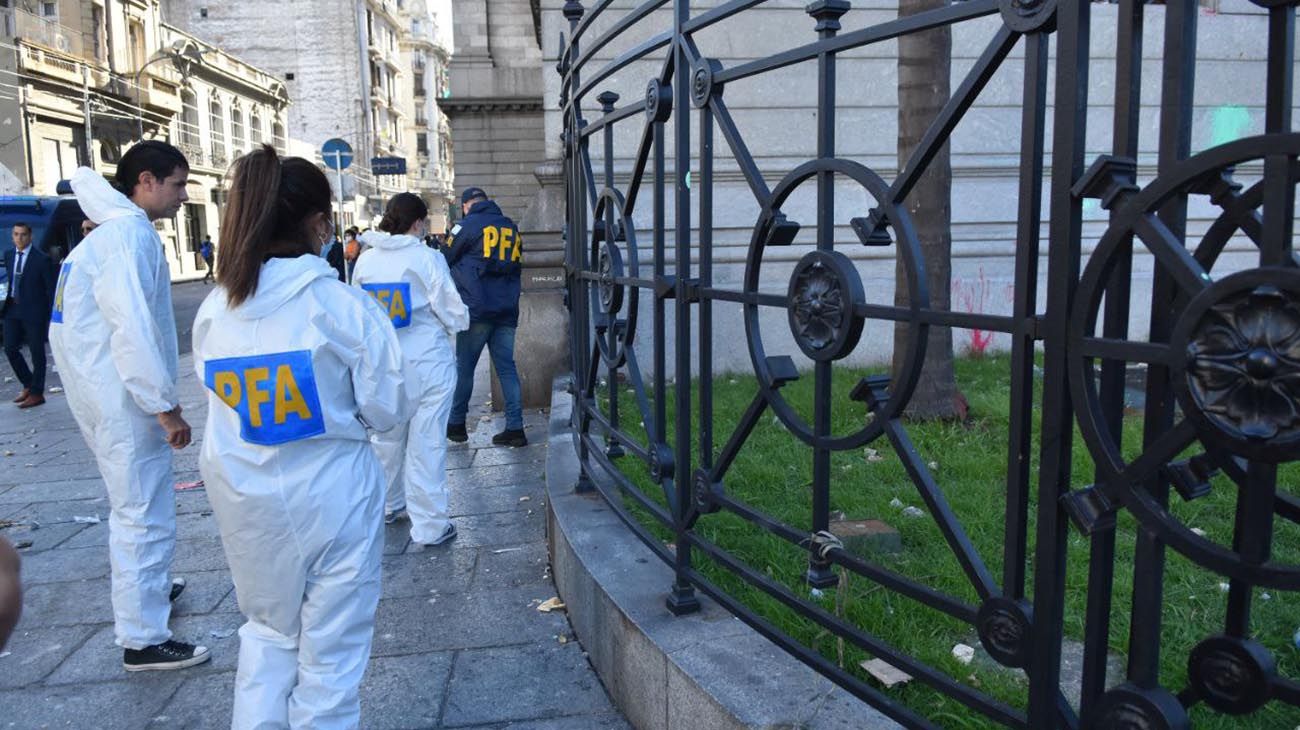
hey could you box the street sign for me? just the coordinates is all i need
[371,156,407,176]
[322,138,353,170]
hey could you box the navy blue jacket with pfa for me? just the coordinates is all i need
[446,200,523,326]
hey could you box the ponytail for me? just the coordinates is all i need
[217,145,332,306]
[377,192,428,235]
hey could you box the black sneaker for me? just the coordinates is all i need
[447,423,468,443]
[123,640,211,672]
[492,429,528,447]
[426,522,457,546]
[169,578,186,602]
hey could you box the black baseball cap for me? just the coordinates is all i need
[461,187,488,204]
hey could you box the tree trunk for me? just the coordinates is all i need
[893,0,960,420]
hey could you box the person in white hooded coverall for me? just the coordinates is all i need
[50,141,211,671]
[353,192,468,545]
[193,146,408,729]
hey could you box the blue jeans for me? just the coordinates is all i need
[450,321,523,430]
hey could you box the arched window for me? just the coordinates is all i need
[250,112,263,146]
[179,89,199,147]
[209,99,226,165]
[272,121,286,154]
[230,108,246,153]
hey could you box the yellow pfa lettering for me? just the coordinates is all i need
[361,282,412,328]
[273,364,312,424]
[205,350,324,445]
[214,371,242,409]
[512,232,523,262]
[244,367,271,428]
[499,228,514,261]
[482,226,499,259]
[389,288,407,321]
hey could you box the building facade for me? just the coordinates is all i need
[0,0,288,280]
[399,0,453,229]
[161,0,456,230]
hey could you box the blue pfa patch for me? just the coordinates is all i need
[203,350,325,446]
[361,282,413,328]
[50,263,71,324]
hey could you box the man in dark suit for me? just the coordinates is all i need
[4,222,57,408]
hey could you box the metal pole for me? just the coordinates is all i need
[331,150,346,278]
[82,64,94,170]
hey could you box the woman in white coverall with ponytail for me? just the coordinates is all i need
[353,193,469,546]
[192,145,408,728]
[51,141,210,672]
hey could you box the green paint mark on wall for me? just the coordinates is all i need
[1210,105,1252,148]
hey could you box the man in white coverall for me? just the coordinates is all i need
[50,141,210,671]
[354,193,469,546]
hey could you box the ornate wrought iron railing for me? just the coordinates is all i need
[557,0,1300,727]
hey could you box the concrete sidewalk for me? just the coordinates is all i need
[0,355,626,729]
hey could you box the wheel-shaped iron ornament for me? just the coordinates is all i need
[744,158,929,450]
[787,250,865,362]
[589,188,640,368]
[1069,133,1300,588]
[1172,271,1300,459]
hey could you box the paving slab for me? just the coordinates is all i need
[146,671,235,730]
[0,624,97,689]
[441,643,613,727]
[0,676,184,730]
[359,652,456,730]
[407,508,545,552]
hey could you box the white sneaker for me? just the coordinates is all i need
[384,508,407,525]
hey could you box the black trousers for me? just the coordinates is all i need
[3,316,47,394]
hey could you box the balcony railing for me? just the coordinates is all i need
[7,9,86,57]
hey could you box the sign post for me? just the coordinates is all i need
[321,138,354,247]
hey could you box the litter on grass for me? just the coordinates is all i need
[861,659,912,688]
[952,644,976,665]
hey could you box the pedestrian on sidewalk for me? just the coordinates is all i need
[199,235,215,283]
[444,187,528,447]
[354,192,469,545]
[342,226,361,282]
[3,221,56,409]
[193,145,408,729]
[52,141,209,672]
[320,230,346,282]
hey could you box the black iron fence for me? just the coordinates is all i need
[557,0,1300,726]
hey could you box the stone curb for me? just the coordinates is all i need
[544,377,900,729]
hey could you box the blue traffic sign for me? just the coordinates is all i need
[322,138,353,170]
[371,157,407,176]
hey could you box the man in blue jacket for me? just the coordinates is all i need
[444,187,526,447]
[3,222,57,409]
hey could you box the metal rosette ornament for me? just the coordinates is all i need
[743,158,929,449]
[1069,133,1300,590]
[589,187,641,369]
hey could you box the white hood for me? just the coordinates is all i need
[235,254,338,321]
[70,167,147,225]
[359,230,423,251]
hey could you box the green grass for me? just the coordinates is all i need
[595,353,1300,728]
